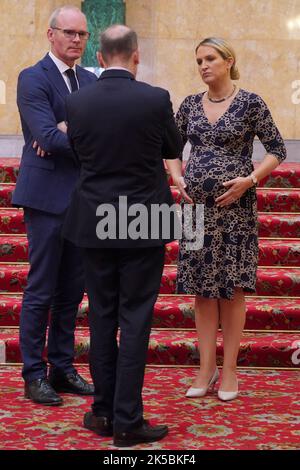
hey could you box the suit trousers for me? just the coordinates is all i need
[83,245,165,432]
[20,208,85,382]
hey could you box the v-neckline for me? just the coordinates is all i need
[201,88,242,127]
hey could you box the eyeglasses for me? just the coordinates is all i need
[52,28,90,40]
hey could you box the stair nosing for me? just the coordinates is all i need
[0,362,298,370]
[0,235,299,241]
[0,292,299,298]
[0,208,298,215]
[0,326,299,335]
[0,262,299,269]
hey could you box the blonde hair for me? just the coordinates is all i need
[195,37,240,80]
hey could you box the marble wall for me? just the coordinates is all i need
[0,0,81,134]
[1,0,300,138]
[82,0,125,67]
[126,0,300,139]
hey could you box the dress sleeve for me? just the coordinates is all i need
[248,95,287,163]
[175,97,190,156]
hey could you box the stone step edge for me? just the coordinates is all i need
[1,326,299,335]
[0,262,299,270]
[1,234,299,240]
[0,362,299,371]
[0,340,5,362]
[0,292,298,299]
[1,210,298,215]
[2,182,300,191]
[1,326,299,334]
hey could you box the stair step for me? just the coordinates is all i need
[1,159,299,187]
[258,213,300,238]
[0,184,300,212]
[1,328,299,368]
[0,159,20,183]
[0,236,298,265]
[0,209,25,234]
[164,239,300,266]
[1,209,298,237]
[161,266,300,297]
[0,263,299,296]
[170,187,300,212]
[0,293,299,331]
[167,162,300,188]
[153,295,300,330]
[257,162,300,188]
[0,184,15,207]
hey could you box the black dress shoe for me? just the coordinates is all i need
[49,371,95,395]
[83,411,113,437]
[24,378,63,406]
[114,420,168,447]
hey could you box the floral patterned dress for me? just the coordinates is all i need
[176,89,286,299]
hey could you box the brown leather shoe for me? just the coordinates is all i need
[83,411,113,437]
[114,419,168,447]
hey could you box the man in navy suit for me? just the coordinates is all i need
[12,5,96,405]
[63,25,182,446]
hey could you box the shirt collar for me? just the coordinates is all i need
[49,51,77,75]
[105,66,132,73]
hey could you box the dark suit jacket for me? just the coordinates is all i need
[63,69,183,248]
[12,53,97,214]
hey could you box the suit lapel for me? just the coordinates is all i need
[76,65,90,87]
[41,54,70,99]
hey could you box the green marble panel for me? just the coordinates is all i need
[81,0,125,67]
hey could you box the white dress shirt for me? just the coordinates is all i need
[49,51,79,92]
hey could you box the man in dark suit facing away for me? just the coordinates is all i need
[12,5,96,406]
[63,25,182,446]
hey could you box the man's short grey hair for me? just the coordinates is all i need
[100,25,138,61]
[49,5,84,28]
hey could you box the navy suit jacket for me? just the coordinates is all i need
[12,53,97,214]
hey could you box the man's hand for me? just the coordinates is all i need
[32,140,46,157]
[57,121,67,134]
[215,176,253,207]
[173,176,194,204]
[32,120,67,157]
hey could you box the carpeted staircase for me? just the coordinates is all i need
[0,158,299,369]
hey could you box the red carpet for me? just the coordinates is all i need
[0,366,299,450]
[170,187,300,212]
[0,159,299,450]
[0,263,298,296]
[1,328,300,368]
[0,236,299,265]
[0,294,299,330]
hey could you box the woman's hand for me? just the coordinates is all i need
[173,176,194,204]
[215,176,253,207]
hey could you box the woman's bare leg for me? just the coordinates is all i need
[190,295,219,388]
[219,288,246,391]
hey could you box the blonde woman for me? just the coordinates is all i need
[166,37,286,401]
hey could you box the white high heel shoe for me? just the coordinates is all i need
[186,368,220,398]
[218,382,239,401]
